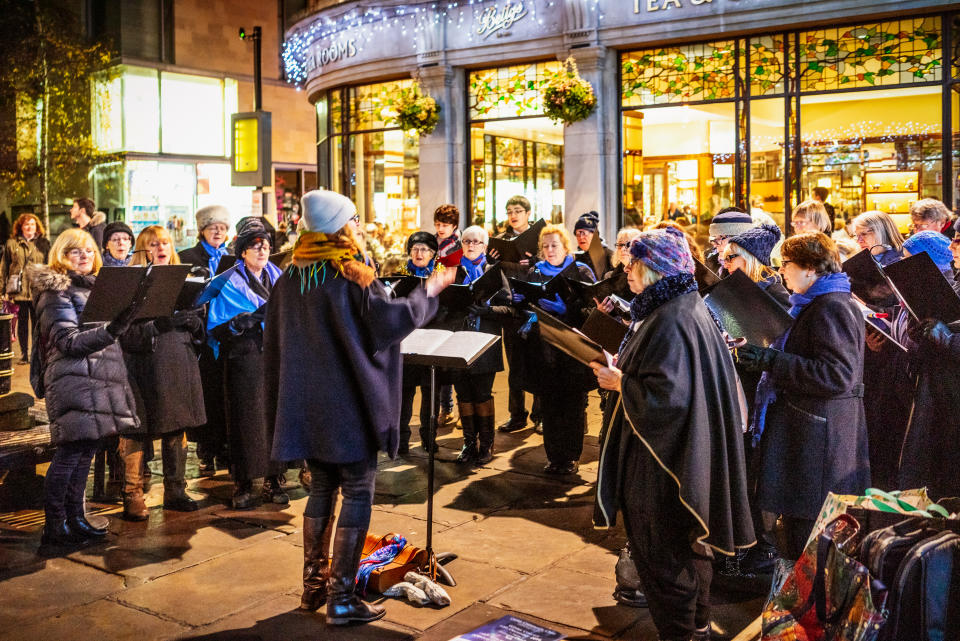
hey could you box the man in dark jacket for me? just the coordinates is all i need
[264,189,454,626]
[70,198,106,249]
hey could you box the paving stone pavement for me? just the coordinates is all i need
[0,370,763,640]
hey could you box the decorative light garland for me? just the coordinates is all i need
[281,0,603,85]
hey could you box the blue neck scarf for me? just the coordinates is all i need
[460,253,486,284]
[102,251,130,267]
[406,258,435,278]
[534,255,574,278]
[200,239,229,275]
[787,272,851,318]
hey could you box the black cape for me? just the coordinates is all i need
[594,291,755,556]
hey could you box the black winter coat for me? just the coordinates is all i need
[758,291,870,520]
[265,266,438,463]
[594,290,755,556]
[119,314,206,436]
[178,244,214,279]
[898,278,960,500]
[29,265,139,445]
[511,262,597,396]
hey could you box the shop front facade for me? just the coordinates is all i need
[287,0,960,241]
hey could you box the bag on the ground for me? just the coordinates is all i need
[807,488,938,549]
[763,514,888,641]
[357,532,428,594]
[879,529,960,641]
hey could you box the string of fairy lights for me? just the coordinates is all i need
[281,0,604,84]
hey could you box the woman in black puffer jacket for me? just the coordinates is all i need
[29,229,141,555]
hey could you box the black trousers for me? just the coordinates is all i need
[621,438,712,640]
[508,385,541,422]
[15,300,32,360]
[195,346,228,464]
[400,381,441,444]
[780,516,816,561]
[454,371,496,404]
[304,456,377,530]
[540,389,587,465]
[44,439,99,521]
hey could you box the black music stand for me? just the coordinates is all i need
[402,329,501,586]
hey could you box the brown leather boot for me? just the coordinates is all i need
[121,438,149,521]
[299,514,336,610]
[474,398,496,465]
[455,402,477,463]
[326,527,385,625]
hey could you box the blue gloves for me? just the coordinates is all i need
[537,294,567,316]
[511,292,525,304]
[518,311,538,339]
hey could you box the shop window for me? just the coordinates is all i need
[799,86,942,231]
[468,61,562,120]
[750,35,787,97]
[346,79,413,131]
[468,62,565,230]
[161,72,233,156]
[123,67,161,153]
[621,40,738,107]
[799,17,942,92]
[748,98,786,227]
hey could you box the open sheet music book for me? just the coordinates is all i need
[401,329,500,369]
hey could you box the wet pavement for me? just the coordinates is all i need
[0,367,762,640]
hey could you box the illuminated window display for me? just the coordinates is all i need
[621,15,949,233]
[323,79,420,236]
[468,62,564,232]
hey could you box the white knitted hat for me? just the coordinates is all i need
[300,190,356,234]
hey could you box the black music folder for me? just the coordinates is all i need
[401,329,500,369]
[437,265,504,311]
[883,252,960,324]
[381,275,426,299]
[175,277,207,311]
[486,219,546,264]
[843,249,897,307]
[580,308,629,355]
[694,258,721,293]
[214,255,238,275]
[507,261,580,304]
[532,306,611,367]
[574,232,610,279]
[564,270,629,307]
[702,270,793,347]
[81,264,192,323]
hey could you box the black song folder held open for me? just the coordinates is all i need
[564,271,630,307]
[532,306,611,367]
[486,219,546,264]
[694,258,721,293]
[702,270,793,347]
[842,249,897,308]
[81,264,192,323]
[580,308,629,355]
[883,252,960,324]
[401,329,500,369]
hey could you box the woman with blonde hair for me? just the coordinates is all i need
[851,210,904,267]
[790,200,832,236]
[513,224,596,475]
[720,224,789,307]
[3,213,51,362]
[29,229,141,553]
[118,225,206,520]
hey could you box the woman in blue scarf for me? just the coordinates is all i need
[203,218,285,509]
[396,231,446,453]
[450,225,504,464]
[178,205,230,278]
[513,224,596,475]
[737,232,869,561]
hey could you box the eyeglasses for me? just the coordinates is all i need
[410,246,434,254]
[351,214,361,224]
[247,241,271,252]
[67,248,96,257]
[615,242,631,249]
[854,230,874,240]
[709,236,728,247]
[950,235,960,246]
[462,239,485,246]
[721,253,741,264]
[780,260,794,268]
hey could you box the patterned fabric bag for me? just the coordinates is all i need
[805,488,936,550]
[763,514,888,641]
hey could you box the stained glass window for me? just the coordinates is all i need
[749,35,786,96]
[621,41,738,107]
[799,17,942,92]
[345,79,413,131]
[469,61,562,120]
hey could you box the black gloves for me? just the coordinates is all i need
[229,311,260,333]
[155,313,203,334]
[736,343,779,372]
[107,276,152,338]
[920,319,954,350]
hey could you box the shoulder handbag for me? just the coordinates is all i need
[359,532,429,594]
[5,242,26,295]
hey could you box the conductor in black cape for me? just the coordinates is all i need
[263,190,455,626]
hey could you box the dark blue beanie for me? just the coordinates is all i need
[574,211,599,233]
[728,224,782,266]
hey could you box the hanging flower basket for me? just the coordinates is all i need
[542,57,597,126]
[393,82,441,136]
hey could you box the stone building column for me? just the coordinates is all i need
[416,64,467,232]
[561,45,619,241]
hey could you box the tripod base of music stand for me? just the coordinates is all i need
[427,550,459,587]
